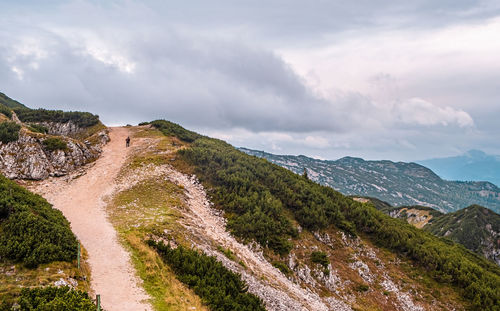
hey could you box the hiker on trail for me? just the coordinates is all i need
[126,136,130,147]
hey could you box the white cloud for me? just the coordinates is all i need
[303,136,330,148]
[11,66,23,80]
[84,45,136,73]
[394,98,474,127]
[280,16,500,114]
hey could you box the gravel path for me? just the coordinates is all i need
[31,127,151,311]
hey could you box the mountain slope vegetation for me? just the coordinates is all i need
[363,198,500,266]
[119,124,464,310]
[149,241,266,311]
[0,175,78,267]
[0,174,94,308]
[0,92,109,180]
[0,92,27,109]
[425,205,500,263]
[150,120,500,310]
[13,108,100,129]
[240,148,500,213]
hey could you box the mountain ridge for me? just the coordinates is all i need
[240,147,500,213]
[362,199,500,266]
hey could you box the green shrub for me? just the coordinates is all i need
[151,120,202,142]
[272,261,292,275]
[43,137,68,151]
[344,201,500,310]
[153,120,500,310]
[0,104,12,118]
[149,240,266,311]
[0,92,26,109]
[17,286,97,310]
[0,175,78,267]
[174,136,352,255]
[0,121,21,143]
[356,284,370,292]
[28,123,49,134]
[217,245,236,261]
[138,121,150,126]
[14,108,99,128]
[311,251,329,268]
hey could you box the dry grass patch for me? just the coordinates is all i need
[107,144,208,310]
[109,178,184,231]
[123,231,208,311]
[0,249,91,305]
[285,228,466,310]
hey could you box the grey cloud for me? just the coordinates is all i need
[0,0,498,162]
[0,23,351,133]
[141,0,500,44]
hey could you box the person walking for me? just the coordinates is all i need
[125,136,130,147]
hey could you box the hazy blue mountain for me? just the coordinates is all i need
[240,147,500,213]
[418,150,500,187]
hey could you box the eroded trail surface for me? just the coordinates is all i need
[30,127,151,311]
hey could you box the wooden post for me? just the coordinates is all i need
[96,294,101,311]
[77,242,81,270]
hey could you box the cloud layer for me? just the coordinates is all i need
[0,1,497,161]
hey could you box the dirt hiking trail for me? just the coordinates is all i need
[31,127,151,311]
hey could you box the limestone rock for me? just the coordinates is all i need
[0,123,109,180]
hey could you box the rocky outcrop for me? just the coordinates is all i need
[0,129,109,180]
[482,224,500,265]
[33,121,83,137]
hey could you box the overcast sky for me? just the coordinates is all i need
[1,0,499,161]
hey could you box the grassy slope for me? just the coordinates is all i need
[104,126,208,311]
[150,120,499,311]
[0,252,92,305]
[0,92,27,109]
[425,205,500,254]
[118,125,466,310]
[366,197,500,264]
[0,175,91,304]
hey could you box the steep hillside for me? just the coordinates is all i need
[363,199,500,266]
[0,92,27,109]
[112,121,500,311]
[240,148,500,213]
[0,174,93,309]
[4,115,500,310]
[0,92,109,180]
[419,150,500,187]
[425,205,500,265]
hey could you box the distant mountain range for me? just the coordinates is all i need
[357,197,500,265]
[418,150,500,187]
[240,148,500,213]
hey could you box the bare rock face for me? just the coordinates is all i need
[0,125,109,180]
[35,121,82,137]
